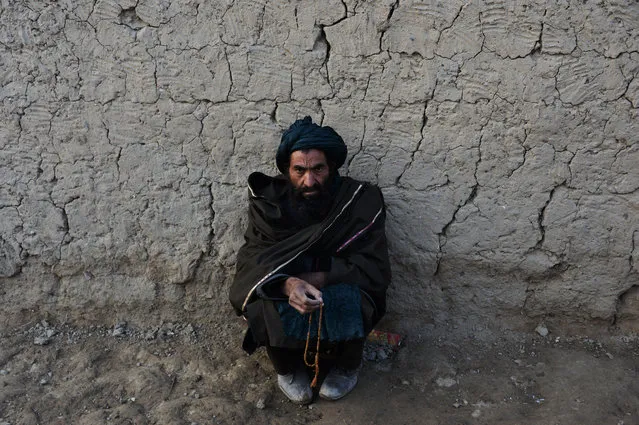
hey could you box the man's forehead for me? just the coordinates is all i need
[289,149,328,166]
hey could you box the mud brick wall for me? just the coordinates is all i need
[1,0,638,331]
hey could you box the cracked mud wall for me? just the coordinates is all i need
[1,0,638,331]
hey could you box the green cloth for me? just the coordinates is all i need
[277,283,364,342]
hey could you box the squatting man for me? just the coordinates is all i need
[230,117,391,404]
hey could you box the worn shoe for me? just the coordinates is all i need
[277,368,313,404]
[319,366,360,400]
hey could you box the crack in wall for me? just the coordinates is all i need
[630,230,637,274]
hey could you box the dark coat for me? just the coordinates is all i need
[229,172,391,352]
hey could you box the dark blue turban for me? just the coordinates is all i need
[276,116,347,174]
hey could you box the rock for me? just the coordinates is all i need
[112,322,127,337]
[535,324,549,337]
[435,377,457,388]
[256,398,266,409]
[33,336,50,346]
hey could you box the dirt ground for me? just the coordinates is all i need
[1,316,638,425]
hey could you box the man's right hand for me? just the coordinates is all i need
[283,277,323,315]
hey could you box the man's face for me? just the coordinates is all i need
[288,149,330,199]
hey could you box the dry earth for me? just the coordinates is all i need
[1,316,637,425]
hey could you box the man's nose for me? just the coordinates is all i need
[303,172,316,187]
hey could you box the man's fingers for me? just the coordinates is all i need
[289,292,322,315]
[286,281,323,314]
[304,285,323,305]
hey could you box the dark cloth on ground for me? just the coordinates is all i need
[229,171,391,354]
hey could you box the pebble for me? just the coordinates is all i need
[34,336,50,346]
[471,409,481,418]
[435,377,457,388]
[452,399,468,408]
[256,398,266,409]
[606,352,614,359]
[0,369,8,375]
[535,324,549,337]
[112,322,127,337]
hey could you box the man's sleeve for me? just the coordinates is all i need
[326,208,391,317]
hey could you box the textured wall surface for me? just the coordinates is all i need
[1,0,638,331]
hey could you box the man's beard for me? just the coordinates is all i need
[290,178,333,224]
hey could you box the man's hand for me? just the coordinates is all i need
[283,277,323,315]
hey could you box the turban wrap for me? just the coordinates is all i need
[276,116,347,174]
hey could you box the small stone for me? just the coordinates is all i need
[40,377,49,385]
[256,398,266,409]
[471,409,481,418]
[606,352,614,359]
[34,336,50,346]
[0,369,8,375]
[435,377,457,388]
[514,359,523,366]
[535,324,549,337]
[376,348,388,361]
[112,322,127,337]
[402,380,410,385]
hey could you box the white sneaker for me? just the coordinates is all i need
[277,367,313,404]
[319,366,359,400]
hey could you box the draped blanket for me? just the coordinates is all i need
[229,172,391,352]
